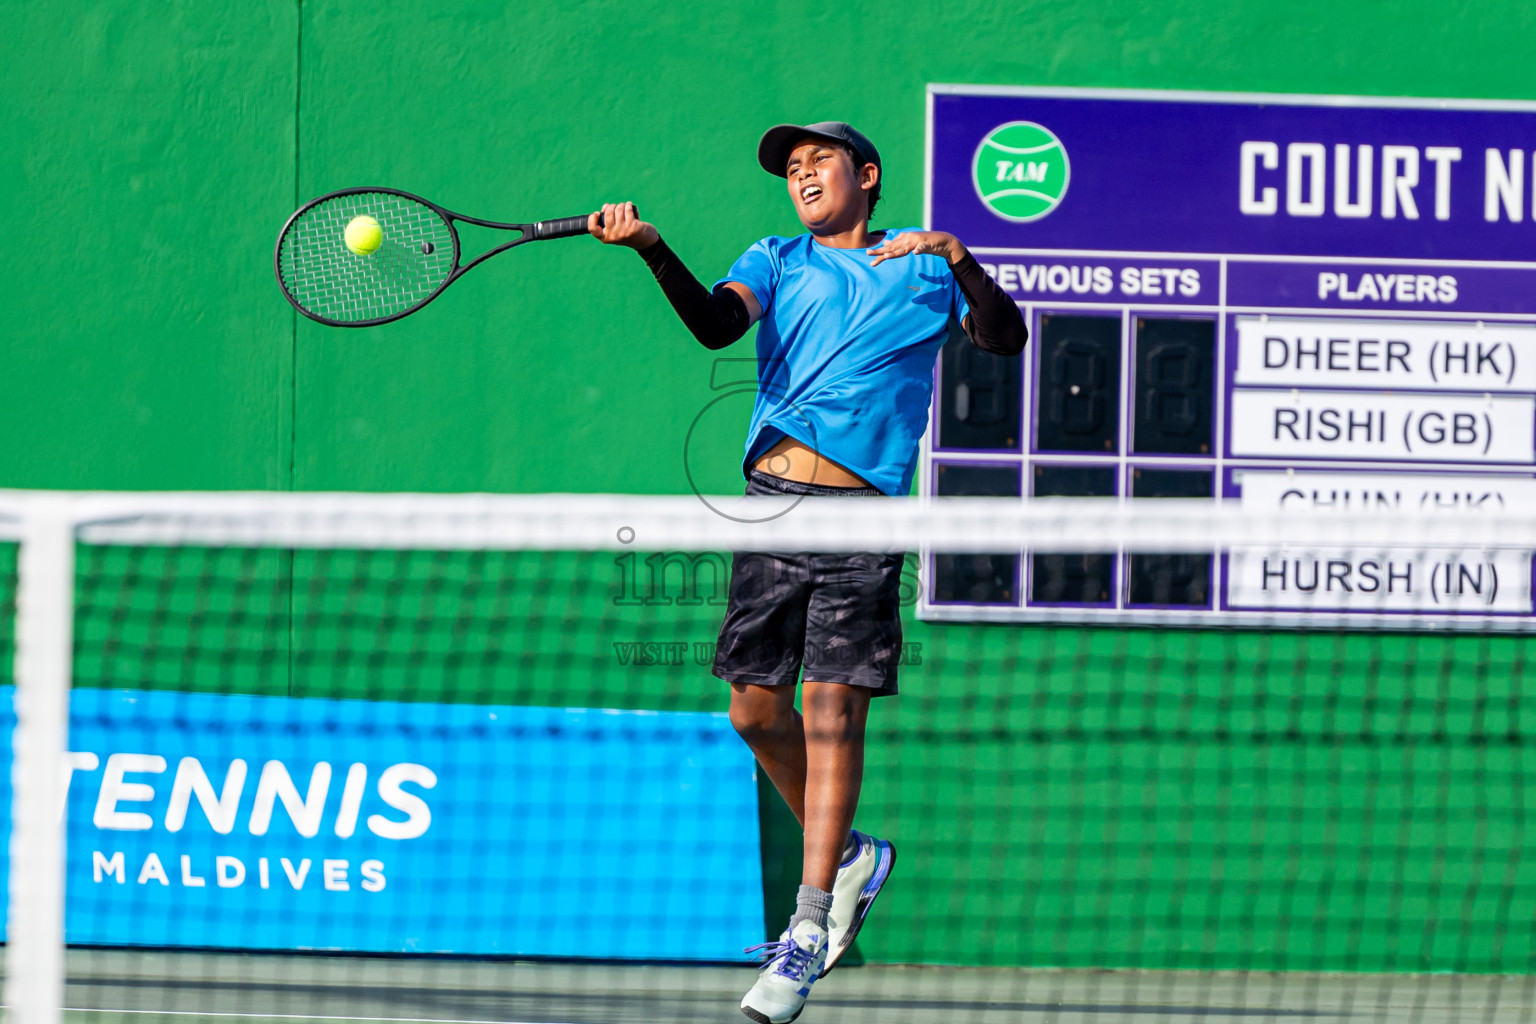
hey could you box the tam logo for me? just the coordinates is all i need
[65,753,436,839]
[972,121,1071,223]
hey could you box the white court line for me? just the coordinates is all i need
[59,1009,570,1024]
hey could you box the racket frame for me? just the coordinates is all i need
[274,186,592,328]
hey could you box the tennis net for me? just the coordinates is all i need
[3,490,1535,1024]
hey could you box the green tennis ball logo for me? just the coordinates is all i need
[972,122,1070,222]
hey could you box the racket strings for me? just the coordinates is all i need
[278,193,456,323]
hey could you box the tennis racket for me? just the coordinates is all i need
[274,187,602,327]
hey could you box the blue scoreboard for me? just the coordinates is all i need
[921,85,1536,629]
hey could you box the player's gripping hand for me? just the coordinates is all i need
[867,230,965,267]
[590,201,660,250]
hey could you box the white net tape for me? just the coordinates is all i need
[1,489,1531,552]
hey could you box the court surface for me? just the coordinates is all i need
[14,950,1533,1024]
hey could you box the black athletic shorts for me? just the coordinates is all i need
[711,469,905,696]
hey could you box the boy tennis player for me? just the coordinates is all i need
[591,121,1026,1023]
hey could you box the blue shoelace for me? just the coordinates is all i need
[743,937,817,979]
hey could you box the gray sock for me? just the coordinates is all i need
[788,884,833,931]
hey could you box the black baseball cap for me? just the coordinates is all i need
[757,121,882,201]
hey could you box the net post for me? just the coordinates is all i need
[6,498,75,1024]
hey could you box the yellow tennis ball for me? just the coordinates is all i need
[344,215,382,255]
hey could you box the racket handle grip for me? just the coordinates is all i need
[535,213,603,239]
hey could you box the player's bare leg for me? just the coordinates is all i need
[798,680,870,891]
[728,682,808,823]
[726,680,871,868]
[733,679,874,1022]
[797,681,894,975]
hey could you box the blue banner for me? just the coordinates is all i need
[5,687,762,959]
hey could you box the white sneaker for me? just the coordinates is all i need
[822,829,896,975]
[740,918,828,1023]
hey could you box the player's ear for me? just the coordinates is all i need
[861,163,880,192]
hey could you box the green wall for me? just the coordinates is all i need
[9,0,1536,494]
[8,0,1536,973]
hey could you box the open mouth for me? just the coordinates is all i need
[800,184,824,204]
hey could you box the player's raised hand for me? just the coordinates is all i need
[867,230,964,267]
[589,202,659,249]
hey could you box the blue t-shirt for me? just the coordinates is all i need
[717,229,970,496]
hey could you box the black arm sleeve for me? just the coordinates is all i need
[636,237,752,351]
[951,251,1028,356]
